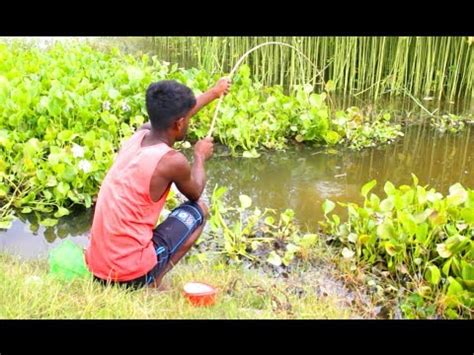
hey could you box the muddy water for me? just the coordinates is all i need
[206,123,474,229]
[1,124,473,259]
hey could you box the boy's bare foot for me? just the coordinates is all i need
[148,280,170,292]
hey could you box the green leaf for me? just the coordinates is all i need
[348,204,358,218]
[40,218,58,227]
[399,212,417,237]
[399,184,411,193]
[445,235,467,254]
[437,243,452,258]
[442,259,452,276]
[384,181,396,196]
[384,241,398,256]
[100,112,118,125]
[429,211,447,226]
[280,209,294,225]
[239,194,252,209]
[445,308,459,319]
[413,208,433,224]
[282,251,295,266]
[212,186,227,200]
[126,66,145,82]
[425,265,441,285]
[67,190,80,203]
[299,234,318,248]
[322,199,335,215]
[411,173,419,186]
[57,130,75,142]
[242,150,261,158]
[23,138,41,157]
[415,223,429,243]
[367,194,380,210]
[377,221,396,240]
[61,165,76,183]
[45,175,58,187]
[447,183,467,206]
[416,186,428,205]
[461,261,474,281]
[84,194,92,208]
[295,134,304,143]
[0,219,13,229]
[361,179,377,198]
[0,184,8,198]
[358,234,370,245]
[323,130,341,145]
[54,207,70,218]
[56,182,70,196]
[267,251,282,267]
[40,188,53,200]
[380,198,394,212]
[324,80,336,92]
[20,191,36,205]
[466,191,474,208]
[447,277,463,296]
[452,257,462,277]
[0,75,10,92]
[264,216,275,225]
[460,207,474,224]
[108,88,120,100]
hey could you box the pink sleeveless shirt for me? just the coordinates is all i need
[85,130,172,281]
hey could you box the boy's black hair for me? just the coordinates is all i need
[145,80,196,130]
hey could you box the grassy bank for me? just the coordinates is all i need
[0,254,354,319]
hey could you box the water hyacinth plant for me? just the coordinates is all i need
[319,175,474,318]
[192,186,320,271]
[331,108,404,150]
[0,42,411,228]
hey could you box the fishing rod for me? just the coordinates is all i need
[207,41,327,138]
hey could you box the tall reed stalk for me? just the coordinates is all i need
[150,36,474,102]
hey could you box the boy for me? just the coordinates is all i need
[86,78,231,288]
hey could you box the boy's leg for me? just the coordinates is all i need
[149,199,208,288]
[150,222,205,288]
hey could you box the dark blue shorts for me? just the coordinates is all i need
[94,201,205,289]
[145,200,205,284]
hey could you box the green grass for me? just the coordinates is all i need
[0,254,353,319]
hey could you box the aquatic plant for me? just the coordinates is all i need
[320,176,474,318]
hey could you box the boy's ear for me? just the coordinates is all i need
[175,117,186,130]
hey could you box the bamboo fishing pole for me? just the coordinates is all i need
[206,41,327,138]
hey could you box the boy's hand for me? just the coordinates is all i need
[194,137,214,161]
[213,77,231,98]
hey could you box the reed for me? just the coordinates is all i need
[150,36,474,101]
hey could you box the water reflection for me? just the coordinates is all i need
[1,124,473,258]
